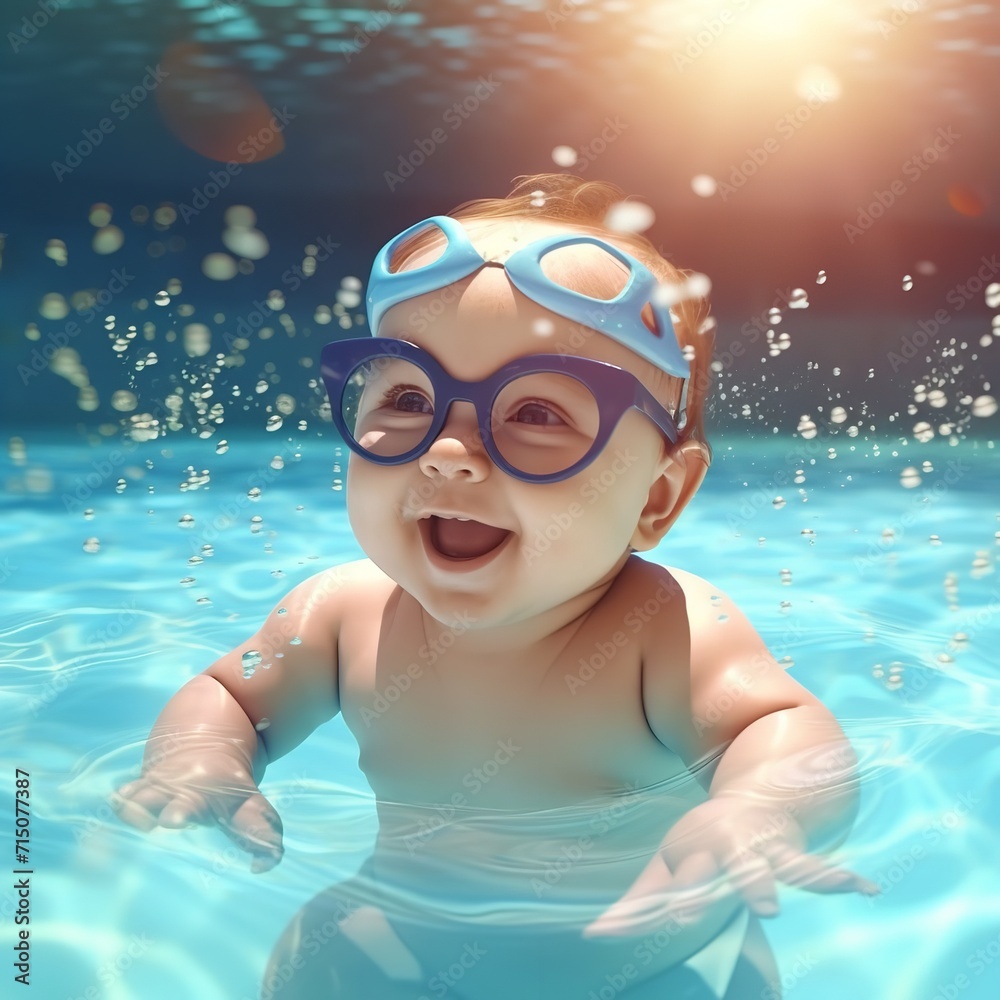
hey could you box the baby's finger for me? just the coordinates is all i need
[108,792,159,831]
[158,792,210,829]
[766,845,879,895]
[223,794,284,872]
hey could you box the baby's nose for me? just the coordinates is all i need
[418,401,491,480]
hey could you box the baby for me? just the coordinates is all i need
[112,174,875,1000]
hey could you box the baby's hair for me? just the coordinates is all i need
[389,172,715,459]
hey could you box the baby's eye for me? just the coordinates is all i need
[510,401,566,426]
[383,384,433,413]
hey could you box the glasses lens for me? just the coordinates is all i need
[341,356,435,458]
[491,372,600,477]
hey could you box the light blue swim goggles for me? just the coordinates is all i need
[321,215,690,485]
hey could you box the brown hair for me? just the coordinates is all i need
[387,172,715,458]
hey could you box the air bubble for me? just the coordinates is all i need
[266,415,283,431]
[289,636,302,645]
[971,394,998,417]
[913,421,934,443]
[902,274,913,291]
[796,416,817,439]
[178,514,195,528]
[986,282,1000,309]
[255,718,271,731]
[82,537,100,553]
[788,288,809,309]
[83,508,94,520]
[830,406,847,423]
[816,270,827,284]
[216,440,229,455]
[929,535,941,545]
[248,487,262,500]
[772,496,786,509]
[900,467,922,488]
[179,577,196,587]
[927,389,947,408]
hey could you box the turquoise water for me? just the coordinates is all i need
[2,429,999,1000]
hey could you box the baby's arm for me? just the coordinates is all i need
[111,563,349,871]
[586,567,872,936]
[648,570,861,852]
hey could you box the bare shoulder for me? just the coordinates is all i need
[293,558,396,613]
[632,559,821,765]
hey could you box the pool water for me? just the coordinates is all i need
[2,429,999,1000]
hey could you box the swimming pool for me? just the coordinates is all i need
[2,427,997,1000]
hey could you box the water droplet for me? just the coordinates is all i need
[691,174,717,197]
[178,513,195,528]
[796,415,817,439]
[971,394,998,417]
[289,636,302,645]
[82,537,100,553]
[255,718,271,731]
[242,650,263,679]
[717,613,729,622]
[778,656,794,669]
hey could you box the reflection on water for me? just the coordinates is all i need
[1,434,998,999]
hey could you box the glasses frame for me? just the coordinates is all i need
[321,337,681,485]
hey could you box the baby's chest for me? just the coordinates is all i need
[338,615,685,809]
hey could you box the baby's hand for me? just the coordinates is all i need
[109,737,284,874]
[583,797,877,938]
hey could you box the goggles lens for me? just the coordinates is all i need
[340,356,601,477]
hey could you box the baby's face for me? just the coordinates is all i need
[346,221,676,632]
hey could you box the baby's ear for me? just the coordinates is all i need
[630,438,710,551]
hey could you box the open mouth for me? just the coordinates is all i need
[424,515,513,561]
